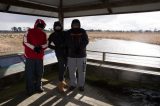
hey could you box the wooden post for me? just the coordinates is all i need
[102,52,105,62]
[58,0,64,29]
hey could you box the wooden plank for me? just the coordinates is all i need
[0,0,58,12]
[63,0,160,12]
[58,0,64,28]
[99,0,112,14]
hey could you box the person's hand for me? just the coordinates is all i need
[34,46,42,53]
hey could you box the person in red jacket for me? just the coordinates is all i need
[23,19,47,95]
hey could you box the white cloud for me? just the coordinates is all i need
[0,12,58,30]
[1,11,160,31]
[64,11,160,31]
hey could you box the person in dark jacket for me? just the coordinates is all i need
[48,21,68,93]
[66,19,89,91]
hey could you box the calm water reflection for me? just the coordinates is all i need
[87,39,160,68]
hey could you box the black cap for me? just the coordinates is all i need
[71,19,81,28]
[54,21,62,31]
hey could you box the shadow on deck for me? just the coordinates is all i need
[1,71,160,106]
[1,50,160,106]
[0,78,114,106]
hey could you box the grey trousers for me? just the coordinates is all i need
[67,57,87,87]
[25,58,44,93]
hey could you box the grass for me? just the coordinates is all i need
[88,32,160,44]
[1,31,160,56]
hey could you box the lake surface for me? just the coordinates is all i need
[1,39,160,69]
[87,39,160,68]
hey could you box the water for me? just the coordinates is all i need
[1,39,160,69]
[87,39,160,68]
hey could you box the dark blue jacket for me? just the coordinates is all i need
[48,31,67,58]
[66,28,89,58]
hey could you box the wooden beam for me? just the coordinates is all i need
[64,8,160,18]
[5,5,10,12]
[0,10,58,18]
[63,0,160,12]
[99,0,112,14]
[0,0,58,12]
[58,0,64,28]
[111,0,160,7]
[106,0,112,14]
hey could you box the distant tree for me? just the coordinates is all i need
[154,28,158,32]
[90,29,94,32]
[138,30,143,33]
[22,27,30,31]
[49,28,53,31]
[11,27,15,31]
[11,28,13,31]
[145,30,152,32]
[22,27,26,31]
[17,27,22,32]
[11,27,18,32]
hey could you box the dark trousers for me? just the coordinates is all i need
[57,57,67,82]
[25,58,44,93]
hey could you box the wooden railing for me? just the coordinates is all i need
[87,50,160,62]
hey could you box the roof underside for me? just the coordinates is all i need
[0,0,160,18]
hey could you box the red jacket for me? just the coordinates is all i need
[23,19,47,59]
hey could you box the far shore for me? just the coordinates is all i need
[0,31,160,56]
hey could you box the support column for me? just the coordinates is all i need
[58,0,64,29]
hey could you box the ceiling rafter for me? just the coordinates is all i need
[63,0,160,12]
[5,5,10,12]
[99,0,112,14]
[0,0,58,12]
[0,0,160,18]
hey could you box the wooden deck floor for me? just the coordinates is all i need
[0,79,112,106]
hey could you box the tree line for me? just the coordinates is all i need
[0,27,160,33]
[11,27,29,32]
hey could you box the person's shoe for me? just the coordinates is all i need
[36,88,44,93]
[79,87,84,92]
[69,86,76,91]
[62,81,69,88]
[58,82,65,93]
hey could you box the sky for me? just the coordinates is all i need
[1,11,160,31]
